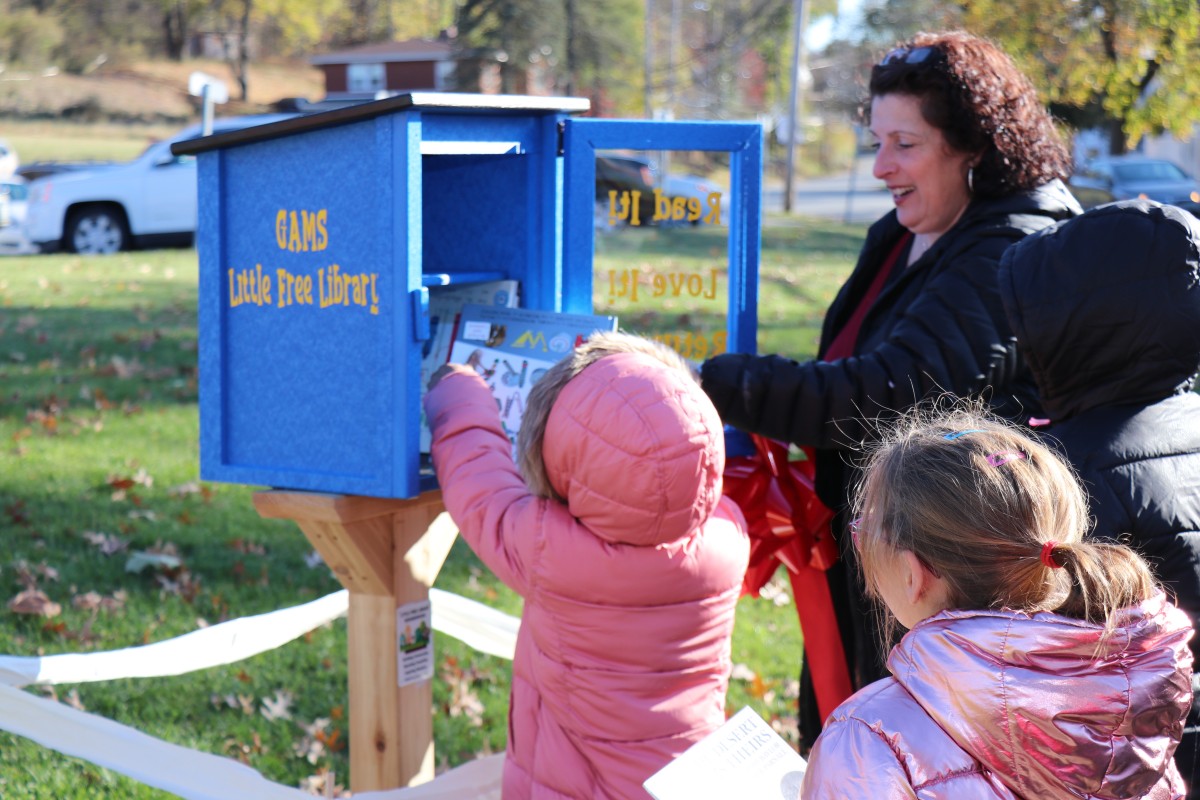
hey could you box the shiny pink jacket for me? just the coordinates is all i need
[425,354,749,800]
[803,593,1194,800]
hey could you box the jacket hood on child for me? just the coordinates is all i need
[895,594,1193,799]
[803,593,1194,800]
[998,199,1200,423]
[425,358,750,800]
[542,351,725,547]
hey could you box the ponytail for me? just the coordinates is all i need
[1042,539,1159,630]
[854,402,1162,640]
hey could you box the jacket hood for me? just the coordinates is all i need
[890,594,1194,800]
[542,352,724,547]
[999,199,1200,421]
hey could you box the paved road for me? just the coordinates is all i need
[764,153,894,224]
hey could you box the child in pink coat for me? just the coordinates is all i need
[425,331,750,799]
[802,405,1193,800]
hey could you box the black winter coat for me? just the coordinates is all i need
[998,199,1200,661]
[702,179,1080,511]
[700,182,1079,746]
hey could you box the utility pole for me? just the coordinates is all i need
[783,0,809,213]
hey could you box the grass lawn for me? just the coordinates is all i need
[0,216,864,797]
[3,119,184,165]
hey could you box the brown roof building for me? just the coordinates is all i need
[310,37,555,101]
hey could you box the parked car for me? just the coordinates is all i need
[1069,155,1200,208]
[660,173,727,225]
[595,154,658,226]
[0,176,35,254]
[23,113,300,255]
[17,160,117,182]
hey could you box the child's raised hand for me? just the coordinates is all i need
[428,363,474,392]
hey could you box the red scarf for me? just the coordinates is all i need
[823,232,911,361]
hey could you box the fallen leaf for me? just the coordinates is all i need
[125,551,182,573]
[299,767,346,797]
[8,589,62,617]
[318,728,344,752]
[63,689,86,711]
[6,500,29,526]
[260,690,294,722]
[294,717,332,764]
[730,663,758,682]
[72,592,103,611]
[747,673,772,702]
[81,530,129,556]
[71,590,126,613]
[169,481,202,497]
[228,538,266,556]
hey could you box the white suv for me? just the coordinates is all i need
[23,113,298,255]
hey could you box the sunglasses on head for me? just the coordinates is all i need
[878,45,935,67]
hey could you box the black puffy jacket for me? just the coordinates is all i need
[998,199,1200,658]
[702,179,1080,510]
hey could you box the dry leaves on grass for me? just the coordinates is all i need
[13,560,59,588]
[210,693,257,715]
[439,655,488,727]
[82,530,129,556]
[260,689,294,722]
[294,716,345,764]
[105,466,154,502]
[7,588,62,617]
[299,768,348,798]
[71,590,127,612]
[124,540,203,602]
[35,686,87,711]
[224,731,266,764]
[169,481,213,502]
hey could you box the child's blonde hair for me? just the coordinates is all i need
[517,331,698,501]
[853,402,1159,642]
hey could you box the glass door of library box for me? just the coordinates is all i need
[561,118,762,363]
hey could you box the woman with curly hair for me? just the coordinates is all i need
[699,30,1082,750]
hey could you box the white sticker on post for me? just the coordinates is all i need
[461,320,492,341]
[396,600,434,687]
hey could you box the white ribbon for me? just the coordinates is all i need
[0,588,519,688]
[0,587,518,797]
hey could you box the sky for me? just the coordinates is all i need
[807,0,862,51]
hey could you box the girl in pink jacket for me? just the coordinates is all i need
[802,406,1194,800]
[425,331,750,799]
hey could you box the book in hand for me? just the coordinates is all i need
[643,706,807,800]
[419,280,520,452]
[448,304,618,458]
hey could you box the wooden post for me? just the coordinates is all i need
[253,489,457,793]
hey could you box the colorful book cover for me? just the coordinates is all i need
[419,280,519,452]
[448,304,619,458]
[643,706,808,800]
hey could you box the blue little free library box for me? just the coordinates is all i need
[173,92,762,499]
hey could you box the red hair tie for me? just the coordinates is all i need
[1040,541,1063,569]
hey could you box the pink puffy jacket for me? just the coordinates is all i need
[802,593,1194,800]
[425,353,750,800]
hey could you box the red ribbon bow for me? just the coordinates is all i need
[722,434,854,723]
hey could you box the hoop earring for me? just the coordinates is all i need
[967,167,975,194]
